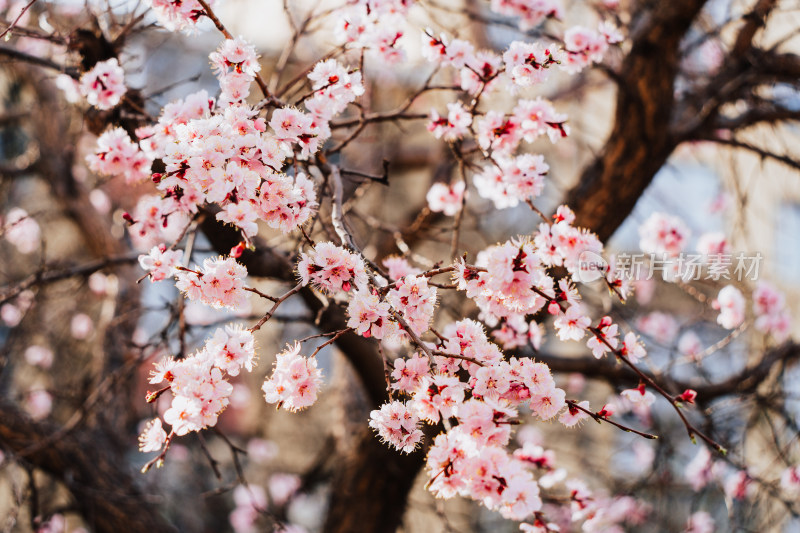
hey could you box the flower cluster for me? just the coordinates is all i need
[639,211,691,256]
[489,0,563,31]
[138,245,183,282]
[474,153,548,209]
[427,102,472,142]
[752,281,792,341]
[386,275,438,336]
[145,0,216,33]
[562,25,612,74]
[368,400,423,453]
[305,59,364,121]
[3,207,40,254]
[87,128,153,183]
[712,285,745,329]
[347,289,397,340]
[126,194,191,251]
[79,58,126,110]
[333,0,410,63]
[111,1,797,529]
[158,104,317,235]
[262,342,323,412]
[298,242,368,294]
[475,99,568,157]
[426,181,466,216]
[209,37,261,107]
[143,324,255,441]
[503,41,564,87]
[175,256,248,310]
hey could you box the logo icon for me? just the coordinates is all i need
[577,250,607,283]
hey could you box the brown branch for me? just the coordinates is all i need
[0,43,77,76]
[563,0,709,241]
[0,400,175,533]
[0,254,140,305]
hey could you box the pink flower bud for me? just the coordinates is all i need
[231,242,246,258]
[679,389,697,404]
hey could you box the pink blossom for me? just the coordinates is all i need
[562,26,608,73]
[386,275,437,336]
[247,438,278,463]
[35,514,65,533]
[753,281,792,341]
[620,385,655,408]
[472,364,512,399]
[24,389,52,420]
[456,398,513,447]
[262,342,323,412]
[780,466,800,496]
[559,400,590,427]
[599,21,624,44]
[298,242,367,293]
[269,107,320,159]
[712,285,745,329]
[620,331,646,363]
[210,37,261,78]
[205,323,256,376]
[138,418,168,452]
[460,51,502,94]
[685,511,714,533]
[503,41,564,87]
[24,345,54,369]
[3,207,41,254]
[476,111,522,155]
[139,245,184,281]
[127,194,190,251]
[684,447,714,491]
[427,102,472,141]
[639,212,691,256]
[530,387,566,420]
[391,353,430,393]
[87,127,153,183]
[268,473,300,506]
[382,256,421,280]
[678,389,697,404]
[145,0,217,32]
[474,154,548,209]
[80,58,126,110]
[490,0,562,31]
[586,317,619,358]
[678,331,702,358]
[347,289,397,339]
[636,311,679,344]
[70,313,94,339]
[426,182,466,216]
[175,256,248,310]
[724,470,753,500]
[554,305,591,342]
[410,374,466,423]
[696,231,730,260]
[369,400,423,453]
[1,304,22,327]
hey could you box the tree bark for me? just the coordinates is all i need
[565,0,708,242]
[322,429,426,533]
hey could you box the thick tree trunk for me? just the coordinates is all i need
[565,0,708,242]
[323,428,425,533]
